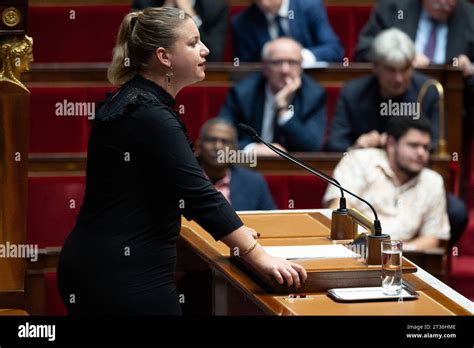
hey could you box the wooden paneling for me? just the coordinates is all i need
[0,82,30,309]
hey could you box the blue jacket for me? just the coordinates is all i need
[229,166,276,211]
[218,72,326,151]
[232,0,344,62]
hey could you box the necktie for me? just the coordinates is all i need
[274,15,286,37]
[424,19,439,61]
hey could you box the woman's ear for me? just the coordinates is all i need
[155,47,172,68]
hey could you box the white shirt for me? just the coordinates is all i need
[415,9,448,64]
[322,148,450,242]
[262,0,317,67]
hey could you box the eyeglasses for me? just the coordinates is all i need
[265,59,302,67]
[202,136,234,146]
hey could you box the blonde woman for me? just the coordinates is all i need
[57,7,306,315]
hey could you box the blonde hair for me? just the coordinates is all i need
[371,28,416,66]
[107,7,191,85]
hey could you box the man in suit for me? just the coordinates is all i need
[355,0,474,77]
[232,0,344,66]
[196,119,277,211]
[219,37,326,155]
[327,28,440,152]
[132,0,228,61]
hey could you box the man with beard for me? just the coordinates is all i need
[196,118,276,211]
[323,117,467,251]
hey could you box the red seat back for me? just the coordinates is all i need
[289,175,328,209]
[27,176,85,248]
[264,174,328,210]
[29,86,116,153]
[29,5,129,63]
[264,175,290,209]
[44,272,67,315]
[326,5,373,61]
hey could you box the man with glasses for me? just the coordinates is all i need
[219,37,326,155]
[196,118,276,211]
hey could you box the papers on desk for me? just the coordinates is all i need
[262,245,361,260]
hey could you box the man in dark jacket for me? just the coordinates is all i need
[196,118,276,211]
[219,37,326,154]
[232,0,343,66]
[328,28,439,152]
[355,0,474,77]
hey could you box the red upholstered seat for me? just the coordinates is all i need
[447,255,474,301]
[29,4,373,63]
[264,175,290,209]
[326,5,373,61]
[29,87,90,153]
[206,85,231,118]
[44,272,67,316]
[176,87,209,141]
[264,174,328,210]
[27,176,85,248]
[176,85,230,141]
[288,175,328,209]
[29,86,116,153]
[29,5,129,63]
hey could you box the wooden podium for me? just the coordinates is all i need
[179,211,472,316]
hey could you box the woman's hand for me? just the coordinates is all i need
[221,225,307,289]
[243,246,307,289]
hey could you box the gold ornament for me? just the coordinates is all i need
[2,7,21,28]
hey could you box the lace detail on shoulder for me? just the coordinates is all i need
[94,86,158,124]
[93,79,194,151]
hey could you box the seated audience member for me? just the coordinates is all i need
[355,0,474,77]
[132,0,228,61]
[323,117,468,251]
[232,0,344,66]
[196,118,277,211]
[219,37,326,155]
[327,28,440,152]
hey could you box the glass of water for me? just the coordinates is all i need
[381,240,403,296]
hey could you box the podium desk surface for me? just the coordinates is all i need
[181,210,473,316]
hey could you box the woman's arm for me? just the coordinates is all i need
[131,108,307,288]
[221,226,307,289]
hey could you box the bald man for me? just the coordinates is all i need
[218,37,326,155]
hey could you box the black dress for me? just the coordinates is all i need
[57,75,243,315]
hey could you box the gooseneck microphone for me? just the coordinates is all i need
[238,123,382,236]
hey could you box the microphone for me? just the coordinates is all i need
[238,124,347,207]
[238,123,383,236]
